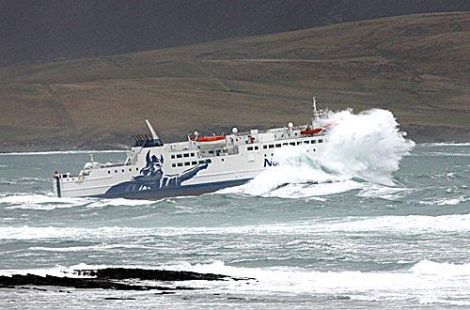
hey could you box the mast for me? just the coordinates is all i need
[312,97,320,125]
[144,119,164,146]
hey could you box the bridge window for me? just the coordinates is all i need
[191,153,195,156]
[172,163,176,167]
[108,171,110,174]
[255,146,259,150]
[304,140,310,144]
[192,161,197,165]
[247,146,253,151]
[319,139,323,143]
[269,144,274,149]
[311,140,316,144]
[275,144,281,148]
[171,154,175,159]
[114,170,117,173]
[185,162,190,166]
[177,162,183,167]
[290,142,295,146]
[177,154,182,159]
[136,168,139,171]
[283,143,288,146]
[263,145,267,149]
[184,153,189,158]
[297,142,301,145]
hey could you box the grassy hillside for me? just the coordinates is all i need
[0,13,469,151]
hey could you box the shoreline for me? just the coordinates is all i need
[1,123,469,154]
[1,142,469,155]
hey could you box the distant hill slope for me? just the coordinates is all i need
[0,13,469,151]
[1,0,469,66]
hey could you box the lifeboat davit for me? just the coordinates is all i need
[194,135,225,142]
[300,128,323,135]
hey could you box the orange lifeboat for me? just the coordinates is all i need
[194,135,225,142]
[300,128,323,135]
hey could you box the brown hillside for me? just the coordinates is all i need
[0,13,469,151]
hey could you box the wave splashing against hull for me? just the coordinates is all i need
[224,109,415,198]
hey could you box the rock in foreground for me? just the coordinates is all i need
[0,267,253,291]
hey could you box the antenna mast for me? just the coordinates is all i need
[145,119,159,141]
[312,97,320,123]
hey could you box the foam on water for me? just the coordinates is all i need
[0,194,91,210]
[176,260,470,305]
[2,212,469,240]
[358,184,412,200]
[3,260,468,305]
[223,109,414,198]
[29,244,154,252]
[0,194,155,210]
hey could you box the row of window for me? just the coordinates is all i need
[171,160,209,168]
[171,152,196,159]
[260,139,323,150]
[108,167,139,174]
[207,149,228,155]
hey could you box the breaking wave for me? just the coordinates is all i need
[2,212,469,240]
[0,194,155,210]
[2,260,470,305]
[223,109,414,198]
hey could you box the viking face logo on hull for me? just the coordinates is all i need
[106,151,211,195]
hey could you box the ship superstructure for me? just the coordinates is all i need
[54,98,331,199]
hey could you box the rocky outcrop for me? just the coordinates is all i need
[0,267,254,291]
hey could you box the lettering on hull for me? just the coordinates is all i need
[264,159,279,167]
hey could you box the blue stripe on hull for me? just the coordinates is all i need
[98,178,251,200]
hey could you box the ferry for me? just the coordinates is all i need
[53,98,331,199]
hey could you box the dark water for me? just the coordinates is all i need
[0,143,469,309]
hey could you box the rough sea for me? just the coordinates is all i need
[1,109,469,309]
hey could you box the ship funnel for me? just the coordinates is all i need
[145,119,160,140]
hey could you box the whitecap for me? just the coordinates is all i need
[0,194,91,210]
[419,196,469,206]
[2,213,469,241]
